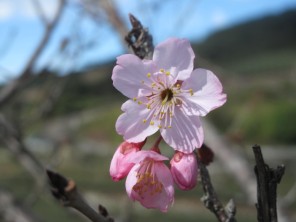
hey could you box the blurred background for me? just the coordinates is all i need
[0,0,296,221]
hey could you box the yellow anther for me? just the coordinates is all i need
[143,119,147,123]
[147,104,151,109]
[138,101,142,105]
[160,69,164,73]
[158,125,162,129]
[151,82,156,87]
[150,121,154,126]
[165,71,170,76]
[189,88,193,96]
[147,73,151,77]
[133,98,137,101]
[168,125,172,128]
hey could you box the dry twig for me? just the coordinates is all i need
[197,153,237,222]
[47,170,114,222]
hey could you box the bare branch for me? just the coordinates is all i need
[197,153,237,222]
[47,170,114,222]
[253,145,285,222]
[0,0,66,108]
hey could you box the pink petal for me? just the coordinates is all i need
[139,163,174,212]
[153,38,194,80]
[116,100,159,143]
[182,68,227,116]
[160,108,204,153]
[125,164,139,200]
[112,54,157,99]
[126,150,168,164]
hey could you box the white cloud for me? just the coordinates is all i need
[17,0,59,20]
[211,9,227,28]
[0,1,14,20]
[0,0,59,21]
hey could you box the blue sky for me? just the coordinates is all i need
[0,0,296,82]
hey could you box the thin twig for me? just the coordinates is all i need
[47,170,114,222]
[197,154,237,222]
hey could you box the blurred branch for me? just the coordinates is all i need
[98,0,129,47]
[31,0,48,25]
[0,188,42,222]
[253,145,285,222]
[0,114,44,186]
[0,0,66,108]
[47,170,114,222]
[197,154,237,222]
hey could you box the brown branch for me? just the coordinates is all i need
[197,153,237,222]
[46,170,114,222]
[253,145,285,222]
[0,0,66,108]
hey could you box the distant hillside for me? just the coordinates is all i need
[195,9,296,74]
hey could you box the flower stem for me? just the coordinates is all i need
[153,135,162,148]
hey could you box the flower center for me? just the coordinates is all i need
[160,88,174,104]
[134,69,194,129]
[133,160,163,197]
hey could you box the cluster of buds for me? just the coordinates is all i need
[110,140,198,212]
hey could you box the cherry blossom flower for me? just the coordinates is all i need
[110,141,145,181]
[170,151,198,190]
[112,38,226,153]
[125,150,174,212]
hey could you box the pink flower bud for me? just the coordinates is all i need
[170,151,198,190]
[110,141,144,181]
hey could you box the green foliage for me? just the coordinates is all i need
[242,101,296,144]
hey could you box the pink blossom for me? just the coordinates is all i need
[110,141,145,181]
[125,150,174,212]
[170,151,198,190]
[112,38,226,153]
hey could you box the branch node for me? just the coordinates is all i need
[125,13,153,59]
